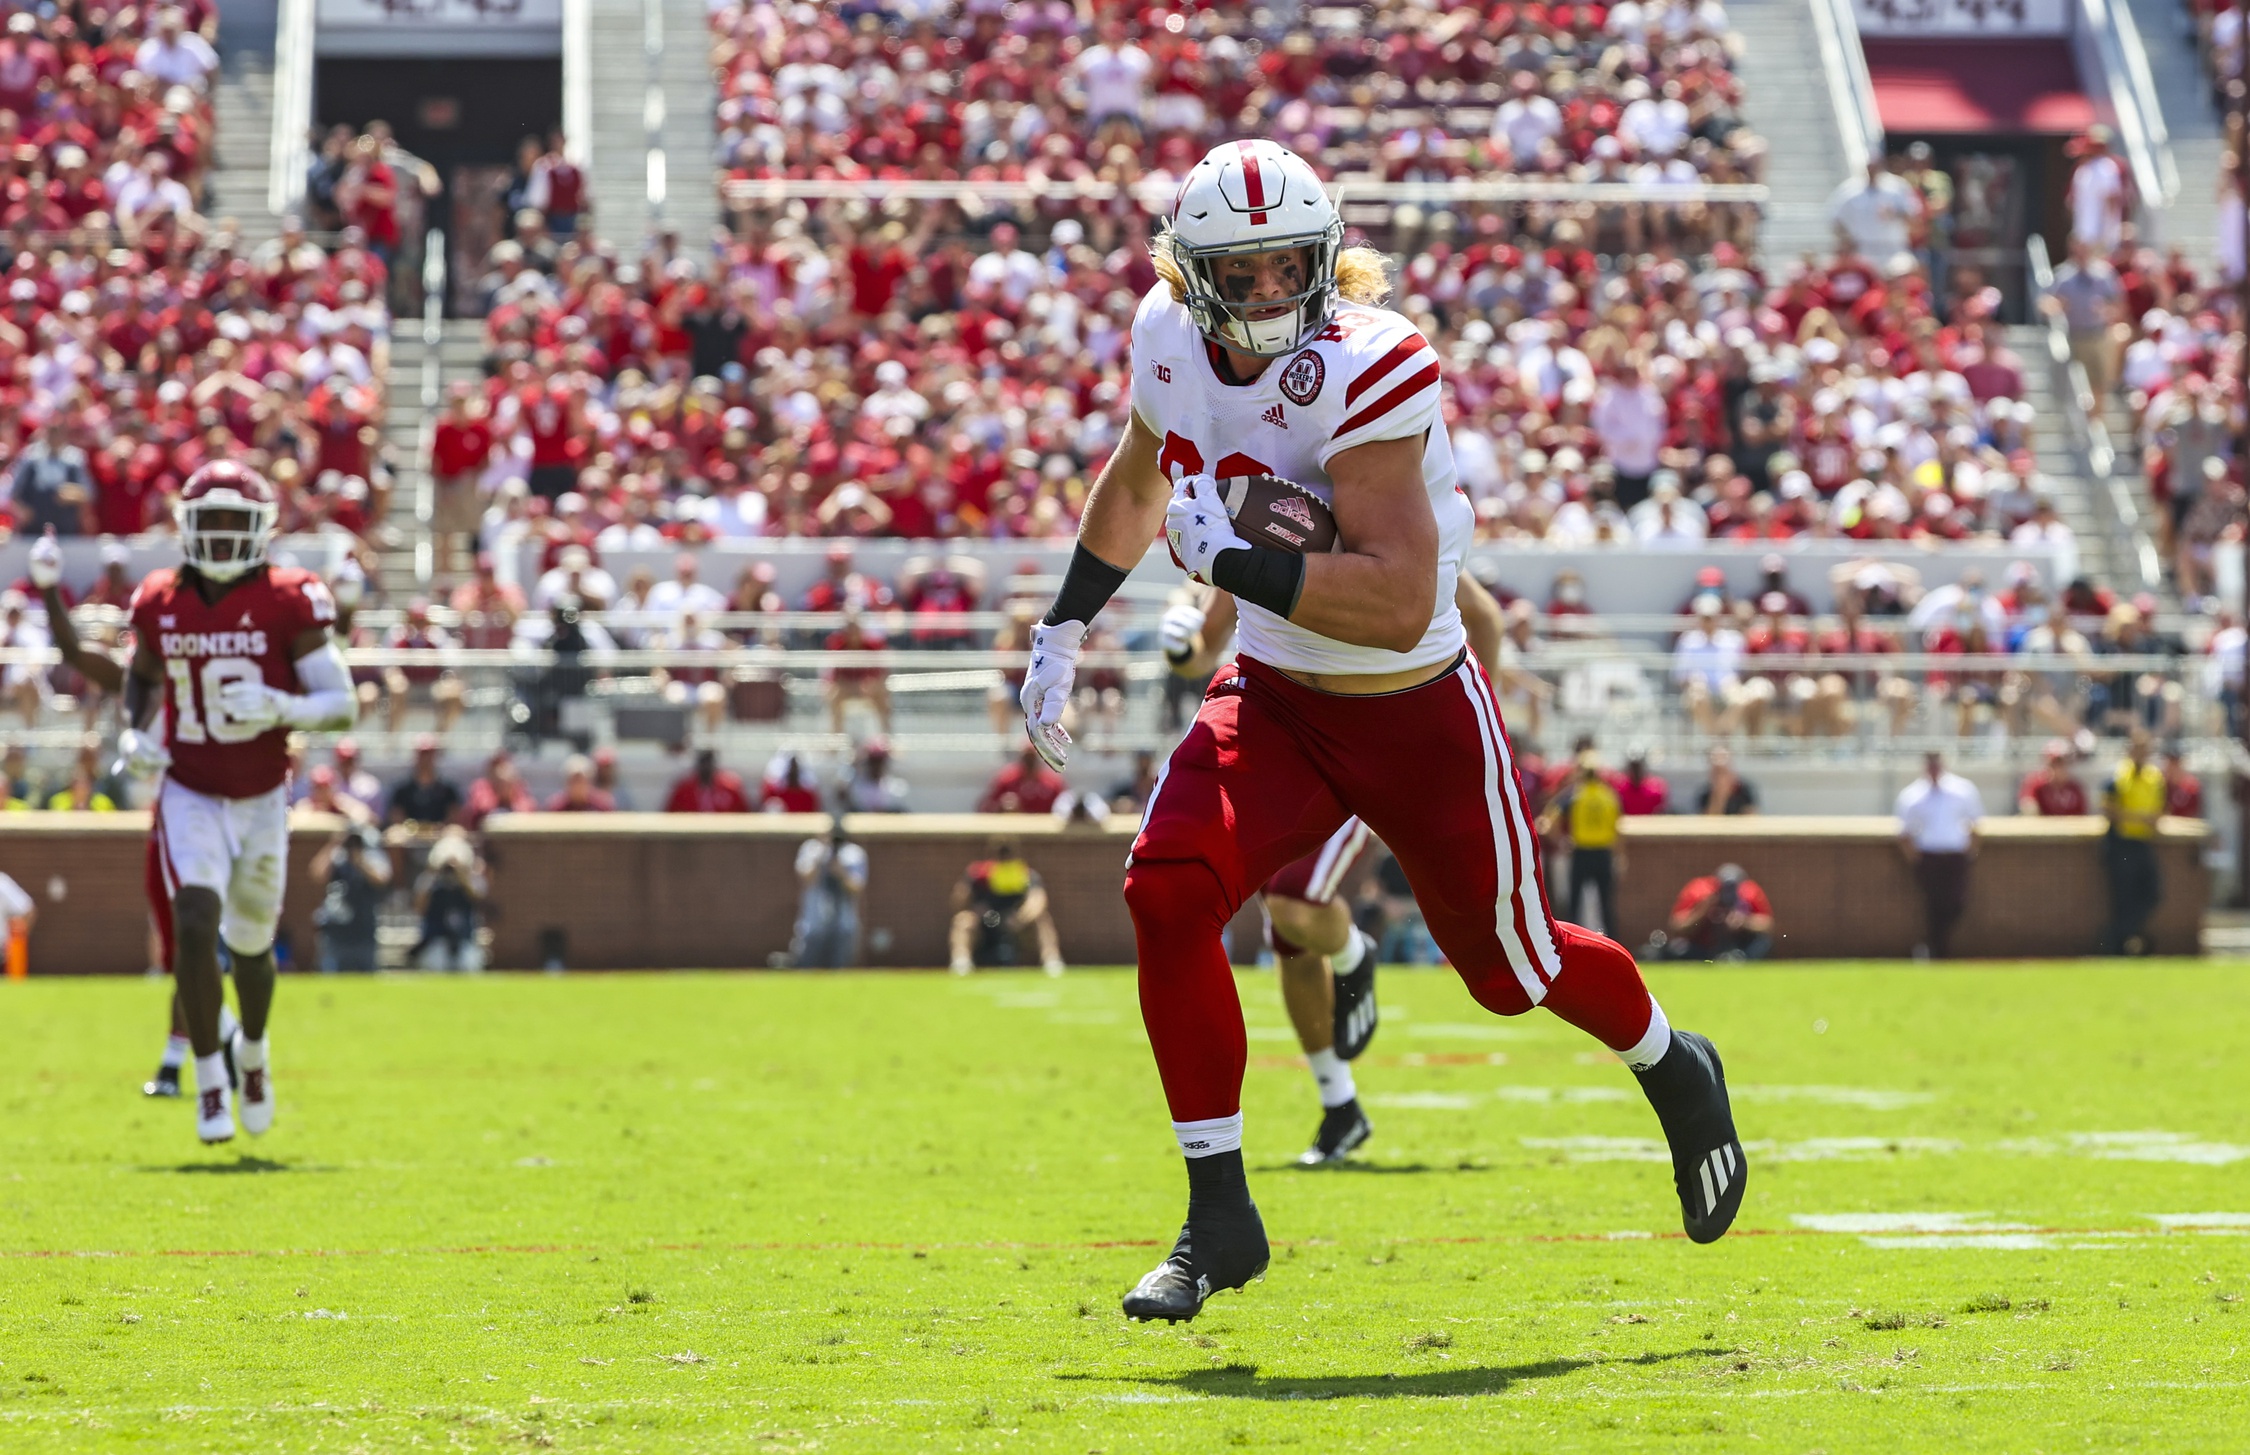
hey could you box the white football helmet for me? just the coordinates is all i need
[1164,139,1343,357]
[176,460,278,582]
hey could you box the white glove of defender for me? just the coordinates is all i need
[117,725,170,778]
[1159,602,1206,665]
[1164,473,1250,587]
[1019,618,1086,771]
[216,677,286,733]
[26,529,60,589]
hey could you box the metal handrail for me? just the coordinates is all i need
[268,0,316,217]
[2080,0,2180,219]
[2027,234,2163,594]
[412,228,448,590]
[720,177,1770,208]
[1806,0,1880,179]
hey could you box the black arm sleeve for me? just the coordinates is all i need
[1210,545,1305,620]
[1042,543,1132,627]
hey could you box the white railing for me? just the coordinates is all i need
[412,228,448,590]
[561,0,594,170]
[1807,0,1880,179]
[2027,234,2163,594]
[2080,0,2179,221]
[267,0,316,216]
[720,177,1770,209]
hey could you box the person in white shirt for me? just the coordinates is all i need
[2009,498,2079,582]
[1671,598,1744,733]
[1591,364,1667,508]
[643,552,728,626]
[2067,128,2127,254]
[135,8,218,91]
[1492,73,1562,164]
[1618,80,1690,159]
[1894,751,1983,958]
[1067,17,1151,128]
[1828,159,1921,266]
[965,222,1047,310]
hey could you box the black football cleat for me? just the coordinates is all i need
[1331,931,1379,1060]
[1297,1098,1372,1167]
[1122,1151,1270,1323]
[1632,1029,1747,1244]
[143,1065,182,1098]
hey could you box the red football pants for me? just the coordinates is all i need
[1124,653,1655,1122]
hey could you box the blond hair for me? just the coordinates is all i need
[1149,230,1393,309]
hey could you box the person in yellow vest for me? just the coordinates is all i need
[2100,729,2166,954]
[1540,749,1626,937]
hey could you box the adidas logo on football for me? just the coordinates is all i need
[1260,403,1287,429]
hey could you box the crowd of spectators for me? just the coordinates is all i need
[0,2,396,557]
[712,1,1764,236]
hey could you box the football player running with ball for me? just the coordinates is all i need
[1160,574,1509,1167]
[1021,140,1746,1323]
[121,463,357,1144]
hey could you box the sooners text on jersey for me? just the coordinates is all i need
[1128,284,1473,676]
[129,565,335,799]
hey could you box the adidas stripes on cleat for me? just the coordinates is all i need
[1331,929,1379,1060]
[1632,1029,1747,1243]
[1297,1098,1372,1167]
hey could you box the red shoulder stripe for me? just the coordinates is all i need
[1336,360,1442,439]
[1346,333,1435,407]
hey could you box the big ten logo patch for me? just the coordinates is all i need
[1279,350,1324,406]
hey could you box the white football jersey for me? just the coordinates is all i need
[1128,284,1471,675]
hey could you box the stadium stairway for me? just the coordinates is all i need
[1732,0,1854,262]
[583,0,721,248]
[209,44,279,243]
[379,318,489,602]
[2010,320,2127,590]
[2120,0,2226,265]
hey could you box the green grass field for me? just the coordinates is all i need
[6,962,2249,1452]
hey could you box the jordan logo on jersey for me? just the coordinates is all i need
[1260,403,1288,429]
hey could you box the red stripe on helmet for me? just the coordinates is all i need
[1237,140,1267,224]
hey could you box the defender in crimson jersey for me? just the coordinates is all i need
[121,462,357,1145]
[1019,140,1747,1323]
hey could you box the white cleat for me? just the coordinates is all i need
[195,1082,235,1144]
[234,1033,275,1136]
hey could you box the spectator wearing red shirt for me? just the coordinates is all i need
[823,612,891,734]
[430,383,494,576]
[759,754,824,813]
[978,744,1066,815]
[1617,750,1670,814]
[2017,742,2090,816]
[462,752,538,829]
[338,135,401,262]
[2162,746,2203,818]
[545,754,616,812]
[666,749,752,813]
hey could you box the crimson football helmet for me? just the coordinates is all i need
[176,460,277,582]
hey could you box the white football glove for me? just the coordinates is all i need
[117,725,170,779]
[1159,602,1206,665]
[1018,618,1085,771]
[330,560,366,612]
[26,530,60,590]
[215,677,285,733]
[1164,472,1250,587]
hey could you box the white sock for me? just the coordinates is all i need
[194,1052,229,1096]
[234,1035,268,1072]
[1329,926,1368,977]
[160,1035,189,1071]
[1306,1047,1357,1108]
[1173,1112,1243,1158]
[1620,997,1673,1070]
[219,1004,240,1042]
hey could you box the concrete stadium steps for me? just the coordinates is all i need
[375,318,489,603]
[2009,321,2120,587]
[585,0,721,248]
[2120,0,2226,263]
[210,45,279,240]
[1733,0,1853,263]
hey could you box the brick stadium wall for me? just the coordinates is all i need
[0,813,2207,973]
[0,812,344,975]
[1608,817,2208,959]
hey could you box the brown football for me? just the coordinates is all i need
[1217,473,1339,555]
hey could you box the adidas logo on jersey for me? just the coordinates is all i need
[1260,403,1287,429]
